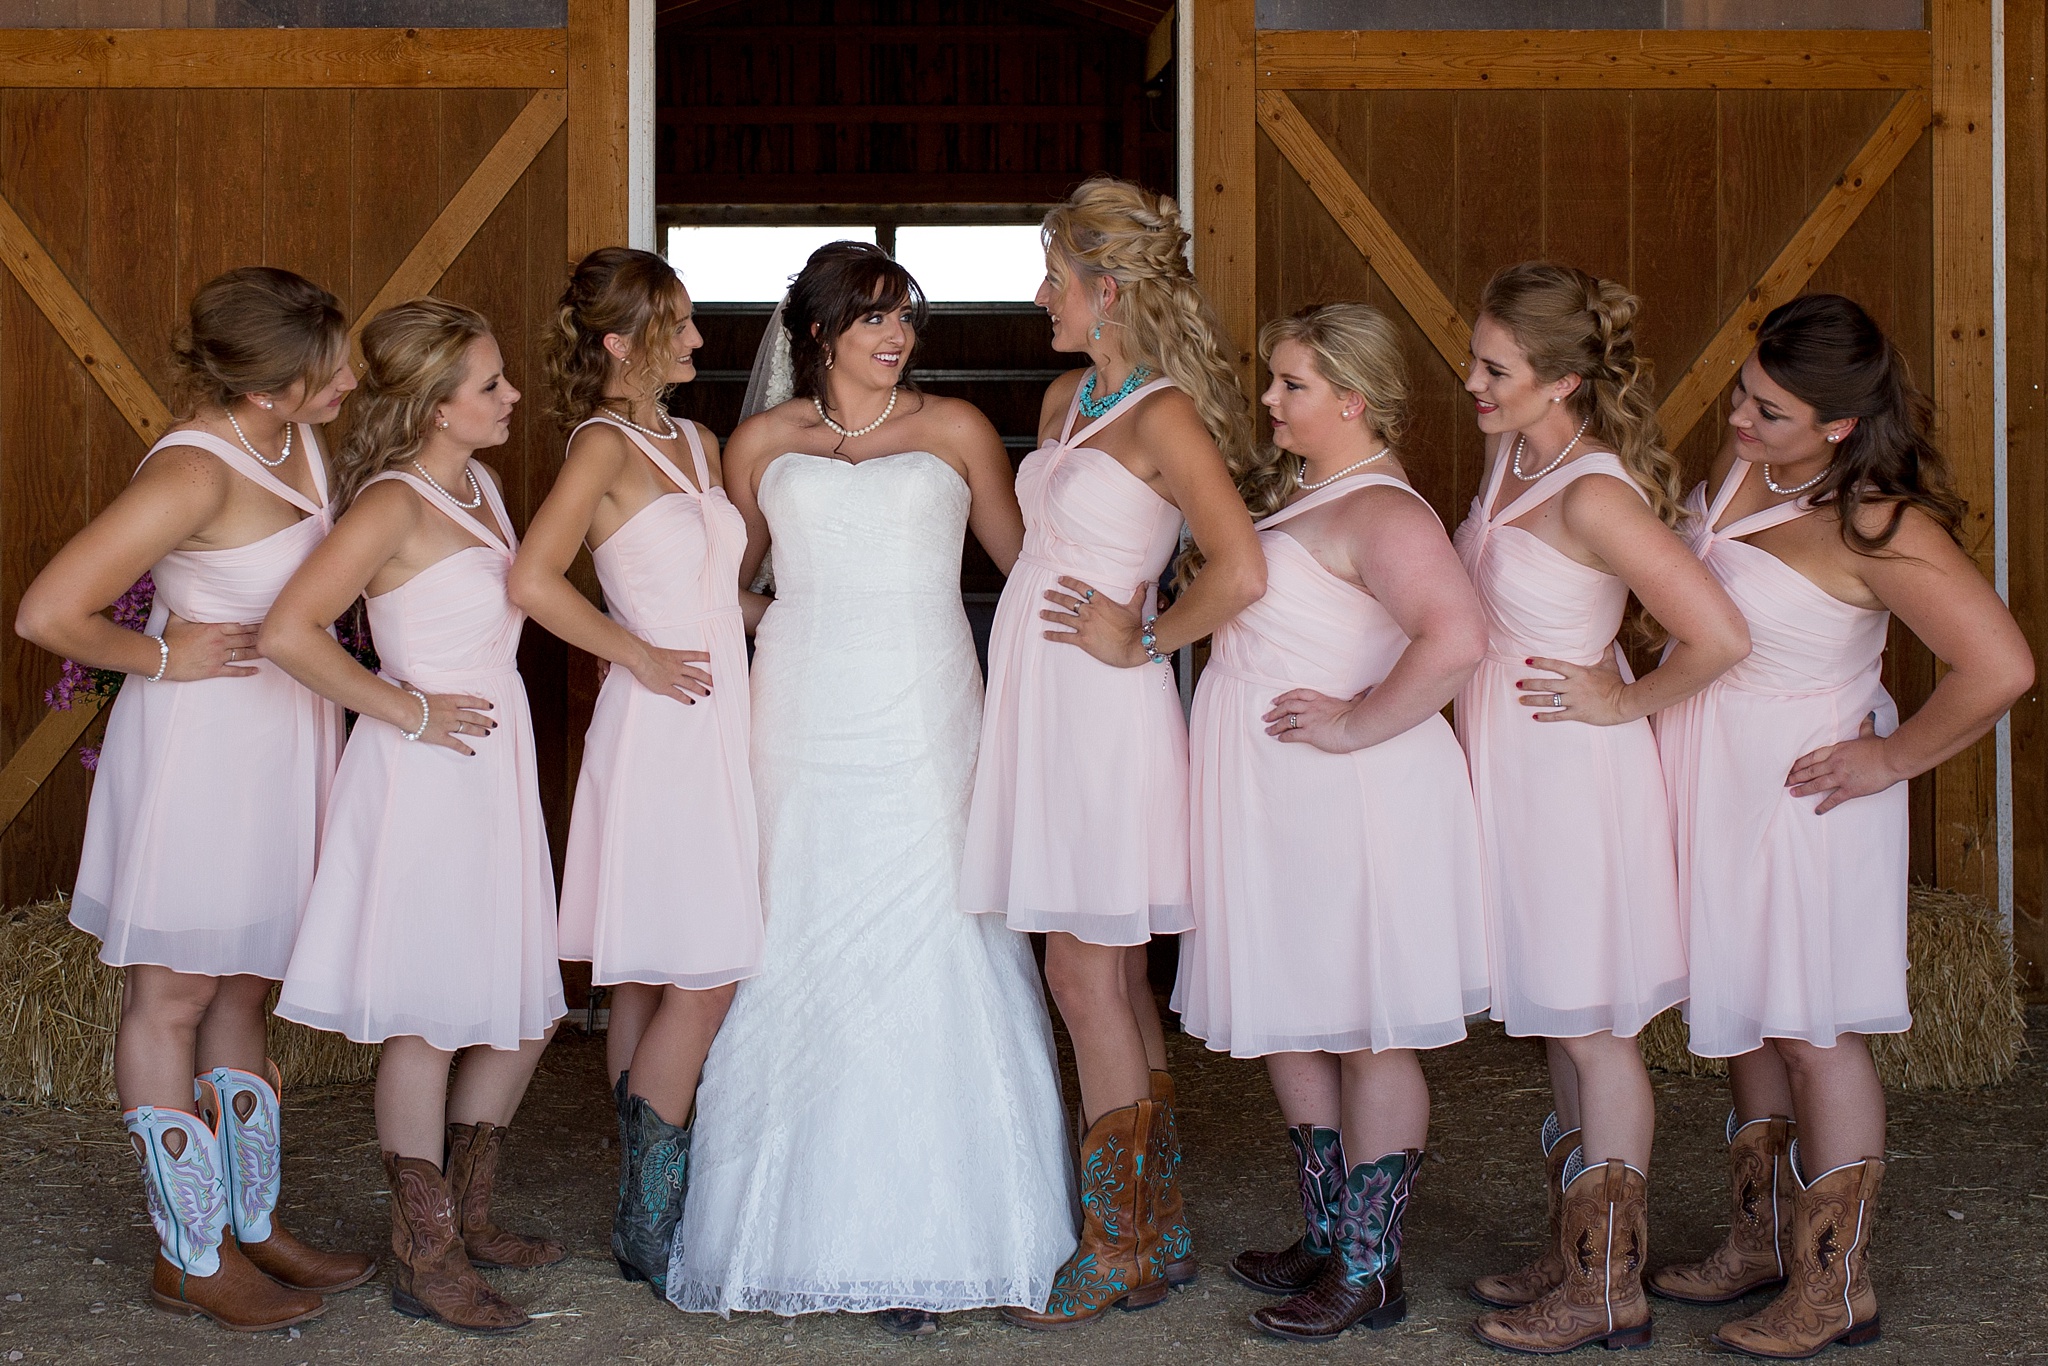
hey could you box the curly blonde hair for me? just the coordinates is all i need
[1042,178,1252,576]
[1245,303,1411,520]
[334,299,493,508]
[543,247,690,430]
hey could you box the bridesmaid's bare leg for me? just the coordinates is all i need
[1543,1038,1583,1134]
[1043,934,1150,1126]
[113,965,219,1111]
[1264,1052,1342,1129]
[376,1036,456,1160]
[1338,1048,1428,1157]
[445,1026,558,1130]
[1550,1031,1653,1172]
[606,982,661,1087]
[1727,1046,1797,1124]
[193,972,274,1077]
[1770,1035,1884,1174]
[1123,945,1170,1073]
[626,983,735,1124]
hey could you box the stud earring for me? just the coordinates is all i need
[1827,433,1841,443]
[1551,396,1561,403]
[436,417,449,430]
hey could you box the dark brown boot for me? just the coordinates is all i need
[1003,1100,1169,1329]
[1148,1070,1197,1286]
[1252,1149,1419,1342]
[443,1122,565,1269]
[1470,1111,1579,1308]
[1473,1156,1653,1353]
[1649,1113,1794,1305]
[1711,1155,1883,1360]
[1230,1124,1345,1295]
[384,1153,528,1333]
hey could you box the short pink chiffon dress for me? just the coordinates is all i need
[1654,462,1906,1056]
[1173,476,1490,1056]
[71,428,342,979]
[961,377,1192,946]
[557,417,763,990]
[1452,451,1688,1039]
[277,467,564,1050]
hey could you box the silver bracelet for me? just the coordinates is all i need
[399,685,430,742]
[145,634,169,683]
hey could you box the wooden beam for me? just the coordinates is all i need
[1193,0,1258,395]
[1657,90,1932,446]
[0,701,101,838]
[568,0,633,263]
[0,190,171,445]
[0,28,567,89]
[349,89,568,343]
[1932,0,1999,898]
[1257,29,1931,91]
[1256,89,1471,380]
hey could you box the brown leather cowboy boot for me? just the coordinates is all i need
[443,1122,566,1269]
[1004,1100,1169,1329]
[1149,1070,1197,1286]
[1473,1156,1653,1353]
[383,1153,528,1333]
[1470,1111,1579,1307]
[1230,1124,1345,1295]
[1649,1112,1795,1304]
[1251,1149,1420,1342]
[1712,1154,1884,1360]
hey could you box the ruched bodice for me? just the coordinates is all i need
[758,450,970,603]
[586,418,746,635]
[1212,529,1405,700]
[363,471,523,689]
[1012,378,1183,595]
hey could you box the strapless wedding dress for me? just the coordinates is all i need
[666,450,1076,1317]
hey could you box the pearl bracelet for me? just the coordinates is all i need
[145,634,169,683]
[399,685,430,742]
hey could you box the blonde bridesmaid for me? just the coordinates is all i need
[964,178,1267,1328]
[509,247,762,1293]
[267,300,565,1335]
[1173,305,1489,1344]
[1453,263,1750,1354]
[1648,295,2030,1359]
[15,267,370,1332]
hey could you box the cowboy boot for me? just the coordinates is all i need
[443,1122,566,1269]
[1252,1149,1421,1342]
[1473,1153,1654,1353]
[1649,1112,1795,1304]
[1711,1152,1884,1360]
[383,1153,528,1333]
[1004,1100,1169,1329]
[1230,1125,1345,1295]
[611,1088,691,1293]
[128,1079,324,1332]
[1147,1070,1197,1286]
[1470,1111,1580,1308]
[207,1064,377,1294]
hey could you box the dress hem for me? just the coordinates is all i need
[665,1276,1055,1319]
[272,1002,567,1052]
[967,903,1192,946]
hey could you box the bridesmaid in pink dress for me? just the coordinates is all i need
[1172,305,1490,1344]
[967,179,1267,1330]
[15,267,371,1332]
[1647,296,2030,1360]
[1453,264,1750,1355]
[266,301,565,1336]
[509,248,762,1293]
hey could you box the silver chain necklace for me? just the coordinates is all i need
[225,409,292,469]
[1298,445,1389,491]
[410,458,483,510]
[598,403,679,440]
[1511,414,1592,481]
[813,386,897,439]
[1763,460,1832,496]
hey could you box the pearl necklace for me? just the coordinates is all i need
[1298,445,1389,491]
[225,409,292,469]
[1077,365,1153,418]
[598,403,679,440]
[1763,460,1832,496]
[1510,414,1592,481]
[410,458,483,510]
[813,386,897,439]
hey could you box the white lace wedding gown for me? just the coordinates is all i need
[666,449,1076,1317]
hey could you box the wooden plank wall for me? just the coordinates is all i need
[0,88,572,905]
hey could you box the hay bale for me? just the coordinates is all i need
[0,895,377,1108]
[1640,886,2027,1090]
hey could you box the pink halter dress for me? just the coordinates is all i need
[276,466,564,1050]
[1452,451,1687,1039]
[1654,462,1906,1056]
[961,377,1192,946]
[71,427,342,979]
[557,417,763,990]
[1173,475,1489,1056]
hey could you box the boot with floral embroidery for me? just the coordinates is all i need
[1004,1100,1167,1329]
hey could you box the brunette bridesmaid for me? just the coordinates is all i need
[1453,263,1750,1353]
[1173,305,1490,1343]
[963,177,1267,1328]
[15,267,372,1332]
[1648,295,2030,1359]
[267,300,566,1335]
[509,247,762,1293]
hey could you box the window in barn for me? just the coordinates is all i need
[666,225,879,303]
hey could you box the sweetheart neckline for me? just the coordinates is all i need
[762,448,968,495]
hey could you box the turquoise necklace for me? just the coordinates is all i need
[1077,365,1153,418]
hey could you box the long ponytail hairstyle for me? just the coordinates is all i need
[334,299,493,509]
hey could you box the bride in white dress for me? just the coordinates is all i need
[665,243,1075,1322]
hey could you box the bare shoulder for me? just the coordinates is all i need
[1561,466,1656,518]
[1038,368,1088,427]
[688,419,723,458]
[473,459,507,493]
[1333,481,1444,545]
[565,418,634,465]
[908,391,998,440]
[1852,499,1967,566]
[341,475,422,529]
[728,402,806,462]
[131,437,233,496]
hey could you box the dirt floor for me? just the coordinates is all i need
[3,1004,2043,1365]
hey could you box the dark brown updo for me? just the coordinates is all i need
[168,267,347,416]
[543,246,690,429]
[783,241,928,402]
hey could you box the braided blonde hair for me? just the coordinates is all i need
[334,299,492,509]
[1246,304,1411,520]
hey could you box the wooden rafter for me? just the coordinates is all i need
[0,28,566,90]
[1257,89,1471,380]
[0,702,102,838]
